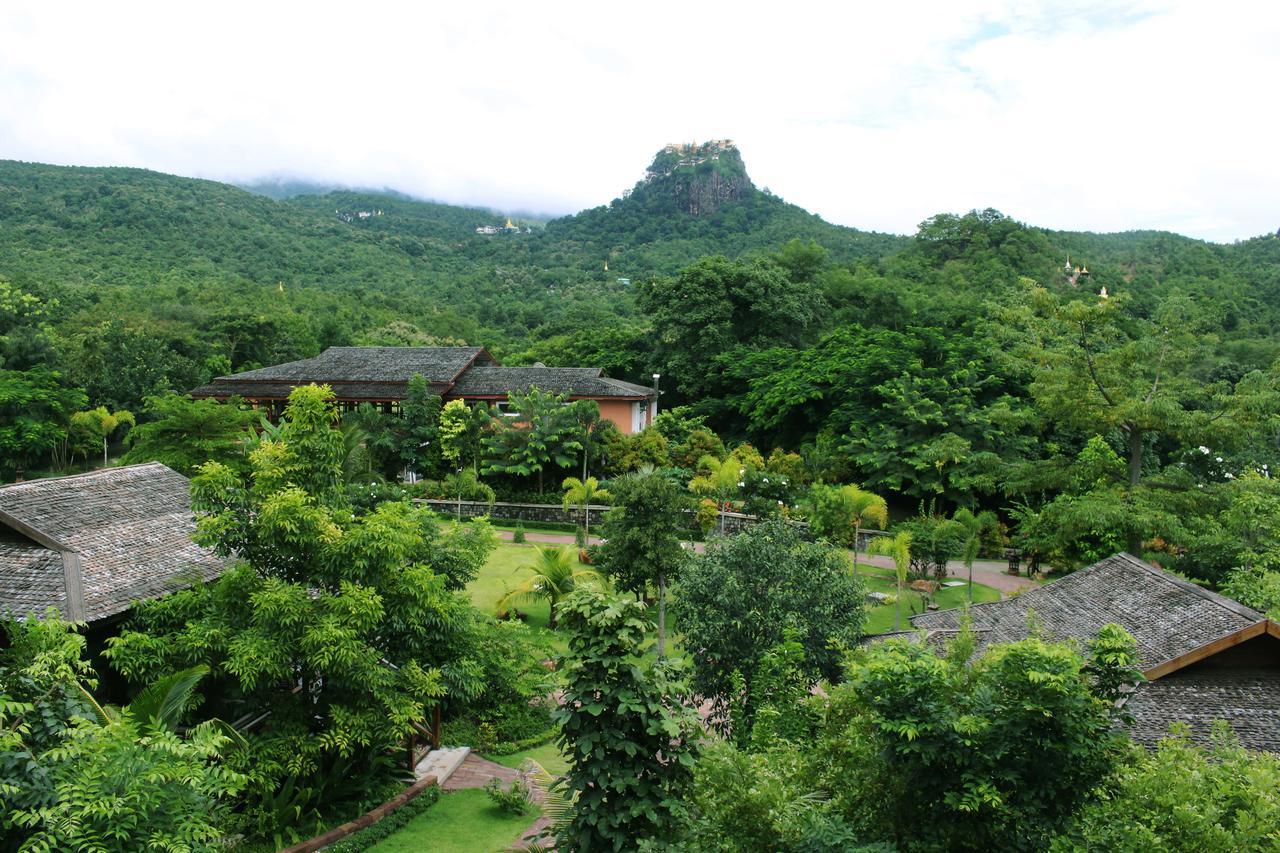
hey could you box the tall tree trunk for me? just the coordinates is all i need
[583,503,590,538]
[1126,426,1144,553]
[656,572,667,658]
[852,524,861,575]
[102,437,108,468]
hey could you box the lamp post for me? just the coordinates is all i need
[651,373,660,428]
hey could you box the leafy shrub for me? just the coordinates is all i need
[1053,723,1280,850]
[695,498,719,535]
[513,522,526,544]
[484,776,536,816]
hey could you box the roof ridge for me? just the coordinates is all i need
[0,462,172,492]
[911,552,1264,629]
[1116,551,1265,621]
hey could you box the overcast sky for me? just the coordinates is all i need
[2,1,1276,241]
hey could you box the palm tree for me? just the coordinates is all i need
[844,485,889,576]
[870,531,913,630]
[496,545,598,630]
[70,406,135,467]
[689,455,742,535]
[954,508,998,602]
[562,476,610,539]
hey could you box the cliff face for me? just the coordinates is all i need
[640,140,754,217]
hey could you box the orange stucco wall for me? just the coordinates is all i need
[598,400,640,434]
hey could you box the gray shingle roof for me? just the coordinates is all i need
[450,366,655,399]
[908,553,1263,671]
[1125,666,1280,753]
[219,346,489,383]
[0,463,228,623]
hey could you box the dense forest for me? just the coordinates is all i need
[2,146,1279,582]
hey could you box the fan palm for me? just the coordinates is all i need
[870,531,913,630]
[496,545,599,629]
[562,476,610,538]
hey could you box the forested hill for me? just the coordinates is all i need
[0,151,898,341]
[2,150,1277,411]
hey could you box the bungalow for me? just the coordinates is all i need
[890,553,1280,753]
[190,346,659,434]
[0,463,228,631]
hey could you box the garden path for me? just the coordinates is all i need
[492,530,1039,595]
[440,753,553,849]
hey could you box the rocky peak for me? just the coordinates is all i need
[638,140,754,217]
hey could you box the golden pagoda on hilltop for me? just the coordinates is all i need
[505,216,515,229]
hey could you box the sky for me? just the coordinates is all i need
[1,1,1277,242]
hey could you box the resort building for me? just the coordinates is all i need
[190,346,659,434]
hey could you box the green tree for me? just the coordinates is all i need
[826,626,1139,850]
[1054,722,1280,851]
[105,385,484,836]
[69,405,135,467]
[869,530,912,630]
[804,483,888,574]
[561,475,609,538]
[0,369,86,480]
[553,590,701,850]
[482,388,583,492]
[594,468,689,657]
[122,393,256,475]
[398,373,443,478]
[1,617,244,853]
[689,454,742,535]
[638,255,824,408]
[495,545,598,630]
[999,287,1280,550]
[953,507,998,601]
[568,398,602,480]
[677,520,866,735]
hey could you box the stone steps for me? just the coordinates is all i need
[414,745,470,785]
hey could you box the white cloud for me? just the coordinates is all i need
[0,0,1276,240]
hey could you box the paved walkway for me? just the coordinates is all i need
[440,753,554,849]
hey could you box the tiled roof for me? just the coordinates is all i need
[450,366,655,399]
[1125,667,1280,753]
[216,346,489,384]
[189,380,432,402]
[0,463,228,623]
[0,527,65,618]
[908,553,1262,671]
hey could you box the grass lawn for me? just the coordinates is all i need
[467,540,570,654]
[860,566,1002,634]
[369,788,532,853]
[466,540,688,660]
[491,739,570,776]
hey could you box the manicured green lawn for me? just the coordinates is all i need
[491,740,570,776]
[860,567,1001,634]
[467,540,570,653]
[369,788,531,852]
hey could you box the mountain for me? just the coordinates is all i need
[542,141,906,276]
[1,148,1274,356]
